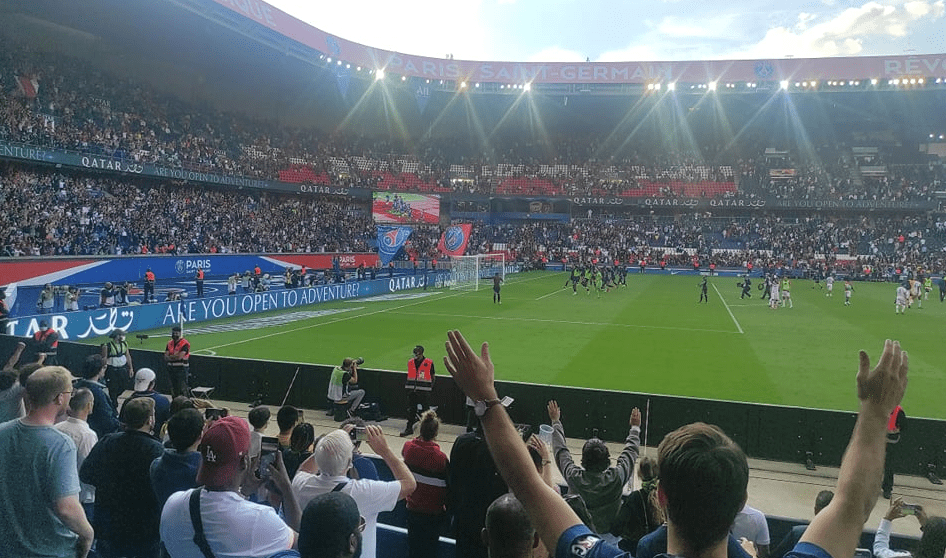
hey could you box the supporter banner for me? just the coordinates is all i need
[414,81,431,114]
[377,226,413,265]
[4,272,452,339]
[210,0,946,84]
[437,224,472,257]
[0,140,370,198]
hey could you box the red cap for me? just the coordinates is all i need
[196,416,250,487]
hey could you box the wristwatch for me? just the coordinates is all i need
[473,398,503,417]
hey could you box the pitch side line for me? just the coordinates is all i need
[196,272,553,352]
[387,310,740,335]
[711,283,744,334]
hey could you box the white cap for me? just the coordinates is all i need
[134,368,156,392]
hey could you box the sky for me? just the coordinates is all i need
[266,0,946,62]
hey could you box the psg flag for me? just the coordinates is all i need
[377,226,413,266]
[438,224,472,257]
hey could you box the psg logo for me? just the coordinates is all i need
[382,228,410,249]
[175,260,185,274]
[444,226,466,252]
[754,61,774,79]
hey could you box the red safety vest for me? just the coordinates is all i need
[34,329,58,349]
[145,271,155,282]
[406,358,433,391]
[166,338,190,365]
[196,269,204,280]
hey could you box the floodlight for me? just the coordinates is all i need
[401,76,406,81]
[337,60,342,66]
[918,78,925,84]
[375,69,385,80]
[871,78,878,85]
[708,81,717,91]
[346,64,350,69]
[523,82,531,92]
[474,83,480,87]
[667,82,676,91]
[356,67,361,71]
[780,80,789,90]
[655,83,662,90]
[460,81,467,88]
[326,57,332,63]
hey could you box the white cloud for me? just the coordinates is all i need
[733,0,945,58]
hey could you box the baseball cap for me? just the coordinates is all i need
[196,416,250,488]
[133,368,156,391]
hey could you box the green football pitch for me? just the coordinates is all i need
[109,272,946,419]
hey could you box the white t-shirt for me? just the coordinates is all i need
[160,488,294,558]
[54,417,98,503]
[731,504,770,547]
[291,471,401,558]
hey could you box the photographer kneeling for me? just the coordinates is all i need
[327,357,365,419]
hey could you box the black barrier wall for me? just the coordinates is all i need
[2,335,943,478]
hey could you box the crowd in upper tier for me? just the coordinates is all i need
[2,40,943,202]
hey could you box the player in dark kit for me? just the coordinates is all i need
[565,266,581,295]
[740,277,752,299]
[492,273,503,304]
[698,276,709,303]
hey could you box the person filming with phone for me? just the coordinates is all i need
[874,497,946,558]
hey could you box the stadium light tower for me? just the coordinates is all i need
[523,82,531,92]
[780,80,790,90]
[375,69,385,80]
[707,81,717,91]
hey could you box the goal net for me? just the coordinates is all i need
[449,253,506,291]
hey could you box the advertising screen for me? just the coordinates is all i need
[372,192,439,224]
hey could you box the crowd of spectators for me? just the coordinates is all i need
[4,165,946,279]
[3,41,944,203]
[0,313,939,558]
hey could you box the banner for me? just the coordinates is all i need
[211,0,946,84]
[0,140,371,198]
[414,82,431,114]
[377,226,413,265]
[4,273,452,339]
[438,224,472,257]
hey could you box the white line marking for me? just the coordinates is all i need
[200,272,553,352]
[712,283,744,334]
[388,310,740,335]
[536,289,565,300]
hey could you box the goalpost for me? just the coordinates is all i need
[448,253,506,291]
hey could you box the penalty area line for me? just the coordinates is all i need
[711,283,744,334]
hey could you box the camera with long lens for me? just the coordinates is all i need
[354,357,365,365]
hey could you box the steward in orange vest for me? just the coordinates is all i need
[401,345,435,437]
[33,320,59,365]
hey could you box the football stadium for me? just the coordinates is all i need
[1,1,946,557]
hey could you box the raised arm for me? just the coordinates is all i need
[444,330,581,553]
[2,341,26,371]
[800,340,908,558]
[366,424,416,500]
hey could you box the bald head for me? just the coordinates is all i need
[483,494,536,558]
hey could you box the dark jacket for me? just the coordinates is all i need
[80,429,165,545]
[74,378,120,438]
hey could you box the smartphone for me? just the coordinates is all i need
[258,451,276,479]
[205,408,226,421]
[350,427,368,442]
[901,503,920,515]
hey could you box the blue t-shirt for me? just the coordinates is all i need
[0,419,81,557]
[150,449,201,507]
[557,525,832,558]
[557,525,629,558]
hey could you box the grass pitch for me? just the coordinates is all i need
[117,272,946,418]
